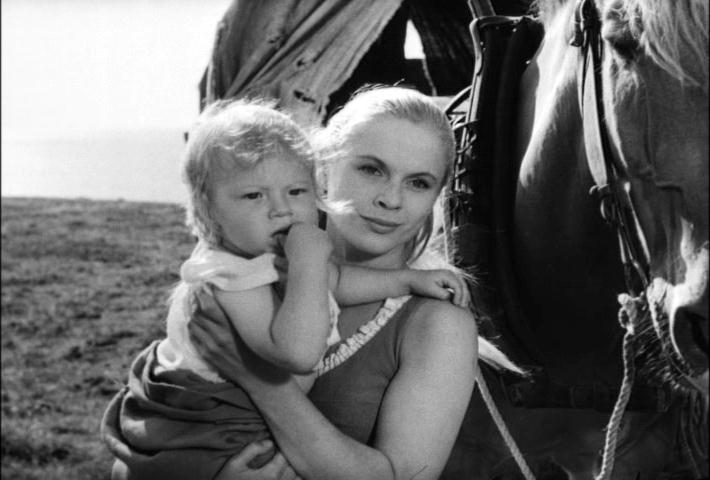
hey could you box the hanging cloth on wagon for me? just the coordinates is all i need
[198,0,486,126]
[199,0,403,125]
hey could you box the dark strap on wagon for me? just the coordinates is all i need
[446,13,544,367]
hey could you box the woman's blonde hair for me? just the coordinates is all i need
[321,85,456,263]
[322,86,524,374]
[182,98,317,246]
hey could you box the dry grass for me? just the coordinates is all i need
[1,197,195,480]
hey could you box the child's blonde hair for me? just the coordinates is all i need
[182,98,318,246]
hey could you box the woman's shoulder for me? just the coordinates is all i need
[406,297,476,324]
[397,298,478,353]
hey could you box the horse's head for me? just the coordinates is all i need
[529,0,708,392]
[590,0,708,390]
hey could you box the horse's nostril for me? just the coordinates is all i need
[686,313,708,348]
[672,306,709,374]
[687,311,709,353]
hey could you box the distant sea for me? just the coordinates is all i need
[2,129,188,204]
[1,0,424,204]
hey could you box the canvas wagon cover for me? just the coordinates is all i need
[201,0,403,125]
[199,0,491,125]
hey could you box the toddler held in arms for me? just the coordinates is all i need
[102,98,469,479]
[161,98,468,386]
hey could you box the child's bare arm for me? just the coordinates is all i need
[270,223,334,373]
[213,224,334,375]
[331,265,470,307]
[213,286,283,366]
[213,279,329,376]
[213,287,318,391]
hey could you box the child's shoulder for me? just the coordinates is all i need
[182,245,279,292]
[188,242,246,264]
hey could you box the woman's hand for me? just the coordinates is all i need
[187,288,289,389]
[216,440,302,480]
[406,269,471,308]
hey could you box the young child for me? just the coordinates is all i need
[101,98,469,478]
[157,98,469,387]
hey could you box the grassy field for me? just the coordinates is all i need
[1,197,195,480]
[0,197,580,480]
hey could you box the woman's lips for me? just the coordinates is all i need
[360,215,401,234]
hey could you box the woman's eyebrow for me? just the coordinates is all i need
[356,154,386,165]
[407,171,439,183]
[356,155,440,181]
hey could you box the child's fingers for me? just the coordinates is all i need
[452,285,463,306]
[448,276,469,307]
[437,275,461,305]
[273,256,288,271]
[452,275,470,307]
[460,280,472,308]
[434,286,453,301]
[452,284,465,307]
[273,256,289,281]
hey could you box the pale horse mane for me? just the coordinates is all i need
[532,0,709,91]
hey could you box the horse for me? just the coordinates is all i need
[441,0,708,478]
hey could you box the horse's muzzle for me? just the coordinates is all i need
[671,298,709,375]
[669,247,709,378]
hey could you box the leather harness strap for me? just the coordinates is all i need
[571,0,651,296]
[467,0,495,18]
[572,0,700,386]
[570,4,663,476]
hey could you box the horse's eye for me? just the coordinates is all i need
[605,30,640,62]
[602,9,640,61]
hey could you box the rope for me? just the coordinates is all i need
[594,294,640,480]
[476,366,537,480]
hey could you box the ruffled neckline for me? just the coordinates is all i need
[314,295,411,376]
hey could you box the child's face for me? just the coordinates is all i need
[211,154,319,257]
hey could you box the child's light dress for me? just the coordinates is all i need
[156,242,341,382]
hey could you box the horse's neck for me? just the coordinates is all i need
[515,40,590,246]
[510,33,628,376]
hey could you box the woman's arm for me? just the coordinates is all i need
[370,301,478,477]
[190,294,477,480]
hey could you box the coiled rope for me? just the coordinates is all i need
[594,293,641,480]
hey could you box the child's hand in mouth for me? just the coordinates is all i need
[272,226,291,257]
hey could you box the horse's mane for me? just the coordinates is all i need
[532,0,709,91]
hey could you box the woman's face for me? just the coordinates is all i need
[326,116,449,267]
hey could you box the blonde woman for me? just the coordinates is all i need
[190,86,519,479]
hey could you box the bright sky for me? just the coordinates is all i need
[1,0,233,140]
[2,0,424,141]
[1,0,425,202]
